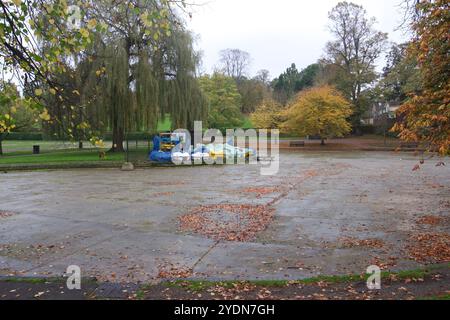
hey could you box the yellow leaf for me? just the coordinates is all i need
[39,109,51,121]
[87,19,97,30]
[79,28,90,38]
[35,89,43,96]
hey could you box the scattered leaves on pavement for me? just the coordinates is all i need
[241,187,282,198]
[406,233,450,263]
[339,237,385,249]
[157,262,193,279]
[370,256,398,270]
[416,215,445,226]
[179,204,275,242]
[0,211,15,218]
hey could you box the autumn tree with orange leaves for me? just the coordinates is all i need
[393,0,450,155]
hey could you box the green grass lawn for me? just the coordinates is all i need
[0,140,153,165]
[0,115,257,166]
[2,116,171,155]
[242,116,254,129]
[157,116,172,132]
[1,140,92,154]
[0,150,126,165]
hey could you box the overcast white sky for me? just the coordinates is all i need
[185,0,410,78]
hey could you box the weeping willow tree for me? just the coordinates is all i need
[84,29,207,152]
[157,31,207,130]
[71,1,206,152]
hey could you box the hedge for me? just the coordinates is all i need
[4,132,155,141]
[104,132,155,141]
[5,132,44,140]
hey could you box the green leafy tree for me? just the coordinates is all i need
[199,73,244,130]
[0,0,101,144]
[0,82,38,155]
[297,64,320,91]
[380,43,422,103]
[272,63,320,105]
[272,63,301,105]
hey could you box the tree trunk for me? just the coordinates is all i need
[108,40,129,154]
[110,123,125,153]
[321,139,326,146]
[0,132,9,155]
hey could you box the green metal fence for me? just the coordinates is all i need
[124,138,153,164]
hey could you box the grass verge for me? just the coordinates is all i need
[158,264,448,293]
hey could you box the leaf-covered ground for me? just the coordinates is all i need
[0,153,448,287]
[179,204,275,242]
[0,264,448,300]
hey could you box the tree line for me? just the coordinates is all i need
[0,0,448,154]
[249,0,448,153]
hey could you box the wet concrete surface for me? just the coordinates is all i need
[0,152,449,283]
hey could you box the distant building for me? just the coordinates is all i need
[362,101,400,126]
